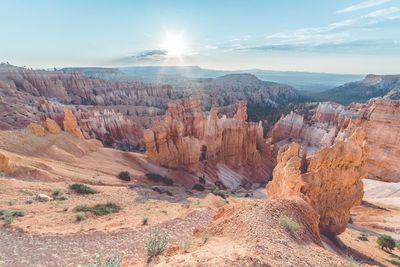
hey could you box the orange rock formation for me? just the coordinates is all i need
[144,98,270,187]
[267,128,370,235]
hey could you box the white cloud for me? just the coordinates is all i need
[337,0,391,13]
[362,6,400,17]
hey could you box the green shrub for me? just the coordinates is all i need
[202,232,209,244]
[117,171,131,181]
[0,209,25,224]
[52,188,62,197]
[80,254,121,267]
[146,227,168,258]
[179,239,191,253]
[377,234,396,251]
[357,233,368,241]
[142,217,149,225]
[69,183,97,194]
[74,205,93,213]
[279,215,300,234]
[74,202,121,216]
[212,187,227,199]
[92,203,121,216]
[76,212,86,222]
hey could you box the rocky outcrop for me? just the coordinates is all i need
[267,128,370,235]
[62,108,83,138]
[312,102,346,125]
[0,152,12,173]
[355,99,400,182]
[27,123,46,136]
[43,118,61,134]
[269,110,338,157]
[144,98,270,187]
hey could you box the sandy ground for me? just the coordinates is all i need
[337,179,400,267]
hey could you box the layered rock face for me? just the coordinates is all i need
[0,64,299,152]
[269,99,400,183]
[0,63,173,106]
[267,128,370,235]
[269,109,339,156]
[355,99,400,182]
[144,98,270,187]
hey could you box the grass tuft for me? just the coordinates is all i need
[146,227,168,258]
[279,215,300,234]
[74,202,121,216]
[69,183,97,194]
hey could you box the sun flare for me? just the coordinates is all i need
[161,32,188,58]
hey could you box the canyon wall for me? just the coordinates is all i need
[355,99,400,182]
[0,64,299,152]
[269,99,400,182]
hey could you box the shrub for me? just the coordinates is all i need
[74,205,93,213]
[192,184,205,191]
[81,254,121,267]
[0,209,25,224]
[199,176,206,184]
[142,217,149,225]
[357,233,368,241]
[52,188,62,197]
[117,171,131,181]
[146,227,168,258]
[3,215,13,224]
[69,183,97,194]
[76,212,86,222]
[179,239,191,253]
[279,216,300,234]
[202,232,209,244]
[145,173,174,186]
[74,203,121,216]
[212,187,226,199]
[52,189,68,201]
[377,234,396,251]
[93,203,121,215]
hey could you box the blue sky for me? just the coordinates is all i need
[1,0,400,74]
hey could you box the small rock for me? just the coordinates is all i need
[36,193,52,202]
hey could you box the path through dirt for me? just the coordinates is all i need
[0,208,212,267]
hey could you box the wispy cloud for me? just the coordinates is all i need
[242,39,396,53]
[337,0,391,13]
[113,49,168,64]
[212,5,400,55]
[362,6,400,17]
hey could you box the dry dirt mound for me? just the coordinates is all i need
[155,197,350,266]
[0,129,197,185]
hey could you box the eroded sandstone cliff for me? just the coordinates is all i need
[144,98,272,188]
[267,128,370,235]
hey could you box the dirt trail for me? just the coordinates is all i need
[0,209,212,267]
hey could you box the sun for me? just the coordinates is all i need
[161,32,188,58]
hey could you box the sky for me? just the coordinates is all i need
[1,0,400,74]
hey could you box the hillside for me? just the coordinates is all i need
[308,74,400,105]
